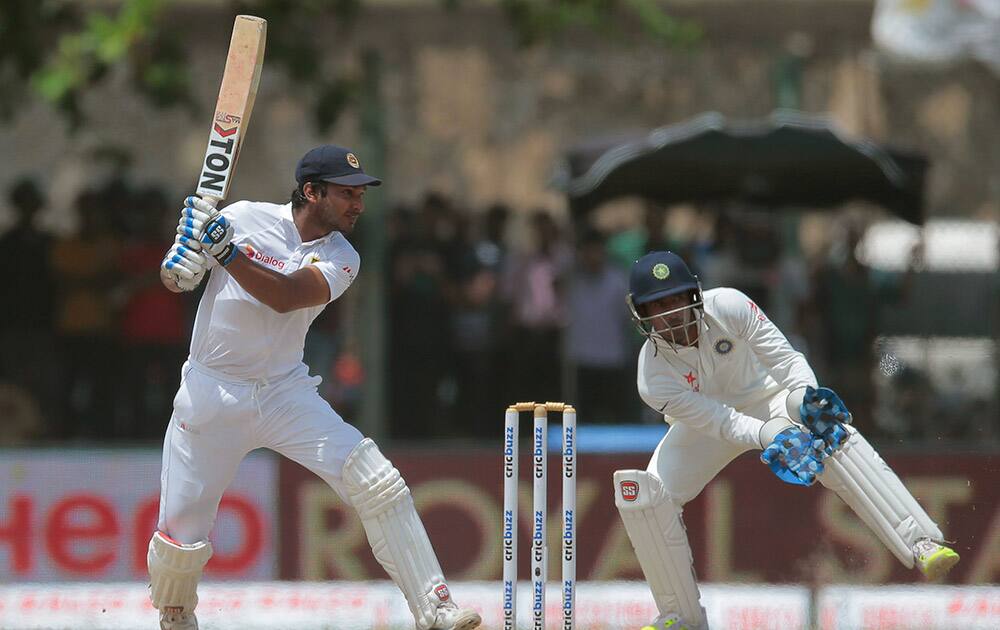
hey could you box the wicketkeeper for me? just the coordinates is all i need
[614,251,960,630]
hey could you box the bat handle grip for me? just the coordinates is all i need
[201,195,222,209]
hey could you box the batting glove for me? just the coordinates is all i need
[161,237,209,291]
[177,196,237,266]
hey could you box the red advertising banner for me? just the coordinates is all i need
[278,449,1000,585]
[0,450,278,581]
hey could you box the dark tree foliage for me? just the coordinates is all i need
[1,0,699,132]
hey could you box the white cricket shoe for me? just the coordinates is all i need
[913,538,960,581]
[427,602,482,630]
[159,608,198,630]
[642,613,698,630]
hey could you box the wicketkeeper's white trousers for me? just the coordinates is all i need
[648,393,786,503]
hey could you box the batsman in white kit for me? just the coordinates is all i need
[155,145,482,630]
[614,251,961,630]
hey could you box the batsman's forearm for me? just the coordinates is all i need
[223,253,299,312]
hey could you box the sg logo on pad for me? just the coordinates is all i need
[434,584,451,602]
[620,480,639,502]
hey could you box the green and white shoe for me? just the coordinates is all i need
[913,538,960,581]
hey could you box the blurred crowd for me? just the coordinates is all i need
[0,178,994,445]
[1,178,196,443]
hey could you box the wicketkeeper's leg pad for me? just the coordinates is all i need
[147,531,213,614]
[342,438,453,629]
[614,470,707,629]
[818,425,944,567]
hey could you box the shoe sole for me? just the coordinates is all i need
[450,612,482,630]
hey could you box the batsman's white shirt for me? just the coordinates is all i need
[191,200,360,381]
[159,200,365,544]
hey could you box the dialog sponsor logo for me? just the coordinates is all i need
[243,244,286,270]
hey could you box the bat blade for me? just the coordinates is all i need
[196,15,266,204]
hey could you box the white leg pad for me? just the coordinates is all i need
[343,438,452,630]
[818,426,943,568]
[614,470,707,629]
[147,531,213,613]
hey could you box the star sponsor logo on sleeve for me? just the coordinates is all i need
[684,370,700,392]
[747,300,767,322]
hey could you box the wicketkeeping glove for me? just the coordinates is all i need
[761,427,828,486]
[176,196,237,266]
[161,237,209,291]
[798,385,851,455]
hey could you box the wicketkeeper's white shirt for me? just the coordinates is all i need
[637,287,817,449]
[188,201,360,381]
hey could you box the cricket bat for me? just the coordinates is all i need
[195,15,267,206]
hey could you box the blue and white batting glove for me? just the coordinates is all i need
[761,427,827,486]
[161,237,209,291]
[799,385,851,455]
[177,196,237,266]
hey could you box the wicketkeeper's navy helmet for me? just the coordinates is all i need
[627,251,703,349]
[628,251,700,307]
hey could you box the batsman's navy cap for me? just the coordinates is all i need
[628,251,700,306]
[295,145,382,187]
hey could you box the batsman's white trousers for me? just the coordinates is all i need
[158,360,364,543]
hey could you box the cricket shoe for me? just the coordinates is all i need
[427,602,482,630]
[642,613,697,630]
[159,608,198,630]
[913,538,960,581]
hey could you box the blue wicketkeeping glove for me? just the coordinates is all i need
[761,427,827,486]
[799,386,851,455]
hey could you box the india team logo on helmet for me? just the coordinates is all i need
[652,263,670,280]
